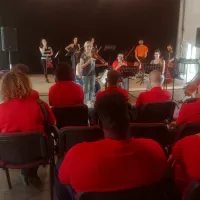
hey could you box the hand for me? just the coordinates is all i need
[105,62,108,66]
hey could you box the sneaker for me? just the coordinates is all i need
[20,173,29,186]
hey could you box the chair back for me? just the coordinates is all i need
[130,123,169,147]
[184,98,198,104]
[52,104,88,129]
[58,126,104,157]
[78,184,163,200]
[0,132,50,166]
[175,123,200,141]
[136,101,176,123]
[184,181,200,200]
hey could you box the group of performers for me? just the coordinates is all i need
[39,37,177,104]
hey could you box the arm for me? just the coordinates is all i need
[176,104,189,126]
[78,44,81,50]
[76,63,82,78]
[65,44,72,52]
[162,60,166,74]
[135,51,140,62]
[135,93,143,107]
[43,101,56,125]
[49,47,53,57]
[80,57,92,69]
[39,46,46,54]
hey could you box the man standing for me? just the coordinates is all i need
[135,40,148,63]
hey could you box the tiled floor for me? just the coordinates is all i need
[0,75,187,200]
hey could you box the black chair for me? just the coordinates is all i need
[78,183,167,200]
[130,123,170,148]
[136,101,176,123]
[0,132,55,200]
[52,104,89,129]
[58,126,104,157]
[184,181,200,200]
[183,98,198,104]
[175,123,200,141]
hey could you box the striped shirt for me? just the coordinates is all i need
[41,46,52,60]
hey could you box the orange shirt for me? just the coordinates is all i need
[135,45,148,58]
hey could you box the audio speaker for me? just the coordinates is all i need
[0,27,18,51]
[195,27,200,48]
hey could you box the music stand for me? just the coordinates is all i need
[136,64,163,85]
[120,66,138,99]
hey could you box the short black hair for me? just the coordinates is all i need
[12,64,29,74]
[55,62,74,81]
[95,93,130,134]
[107,70,121,85]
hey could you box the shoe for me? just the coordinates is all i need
[20,173,29,186]
[46,78,50,83]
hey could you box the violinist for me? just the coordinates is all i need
[80,41,96,104]
[89,37,98,53]
[65,37,81,72]
[112,53,128,90]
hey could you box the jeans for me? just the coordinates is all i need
[82,75,95,103]
[71,55,76,72]
[55,161,75,200]
[123,78,129,90]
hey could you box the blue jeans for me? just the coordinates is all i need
[82,75,95,103]
[123,78,129,90]
[55,162,75,200]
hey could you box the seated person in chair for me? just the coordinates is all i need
[96,70,128,101]
[12,63,39,99]
[0,71,55,185]
[169,133,200,195]
[56,93,167,199]
[136,70,171,107]
[49,62,84,107]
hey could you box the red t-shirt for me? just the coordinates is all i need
[136,87,171,107]
[49,81,84,107]
[59,138,167,192]
[177,99,200,125]
[172,136,200,194]
[31,89,39,99]
[112,61,128,72]
[96,86,128,101]
[135,45,148,58]
[0,97,55,133]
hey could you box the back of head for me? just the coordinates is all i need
[55,62,74,82]
[12,64,29,74]
[107,70,121,86]
[149,70,163,87]
[95,93,130,139]
[1,71,32,102]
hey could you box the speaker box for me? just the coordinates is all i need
[195,27,200,48]
[0,27,18,51]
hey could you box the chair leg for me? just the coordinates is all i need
[4,168,12,189]
[50,157,55,200]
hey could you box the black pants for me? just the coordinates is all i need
[21,167,38,177]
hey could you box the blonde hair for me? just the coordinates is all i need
[84,41,92,50]
[1,71,32,102]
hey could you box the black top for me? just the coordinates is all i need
[80,53,95,76]
[41,46,52,60]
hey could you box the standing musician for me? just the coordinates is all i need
[112,53,128,90]
[39,39,53,83]
[80,41,96,104]
[135,40,148,63]
[89,37,98,53]
[65,37,81,72]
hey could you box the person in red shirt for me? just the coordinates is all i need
[135,40,148,63]
[12,63,39,99]
[112,53,128,90]
[55,93,167,200]
[0,71,55,185]
[49,62,84,107]
[96,70,128,101]
[136,70,171,107]
[169,134,200,195]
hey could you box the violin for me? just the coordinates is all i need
[92,52,106,64]
[184,75,200,96]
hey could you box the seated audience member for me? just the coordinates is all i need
[56,93,167,199]
[96,70,128,101]
[49,62,84,107]
[169,134,200,195]
[12,63,39,99]
[136,70,171,107]
[176,85,200,125]
[0,71,55,184]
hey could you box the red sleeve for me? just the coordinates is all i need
[145,46,148,53]
[123,89,129,101]
[48,87,53,107]
[112,61,118,69]
[172,139,183,161]
[136,93,144,107]
[177,104,189,125]
[78,86,84,104]
[135,46,138,53]
[43,101,56,125]
[58,148,74,185]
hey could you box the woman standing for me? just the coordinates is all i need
[65,37,81,72]
[80,41,96,104]
[150,50,165,74]
[39,39,53,83]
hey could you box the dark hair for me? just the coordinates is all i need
[154,49,161,54]
[167,44,173,48]
[40,38,47,48]
[12,64,29,74]
[55,62,74,82]
[107,70,121,85]
[72,37,78,43]
[95,93,130,137]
